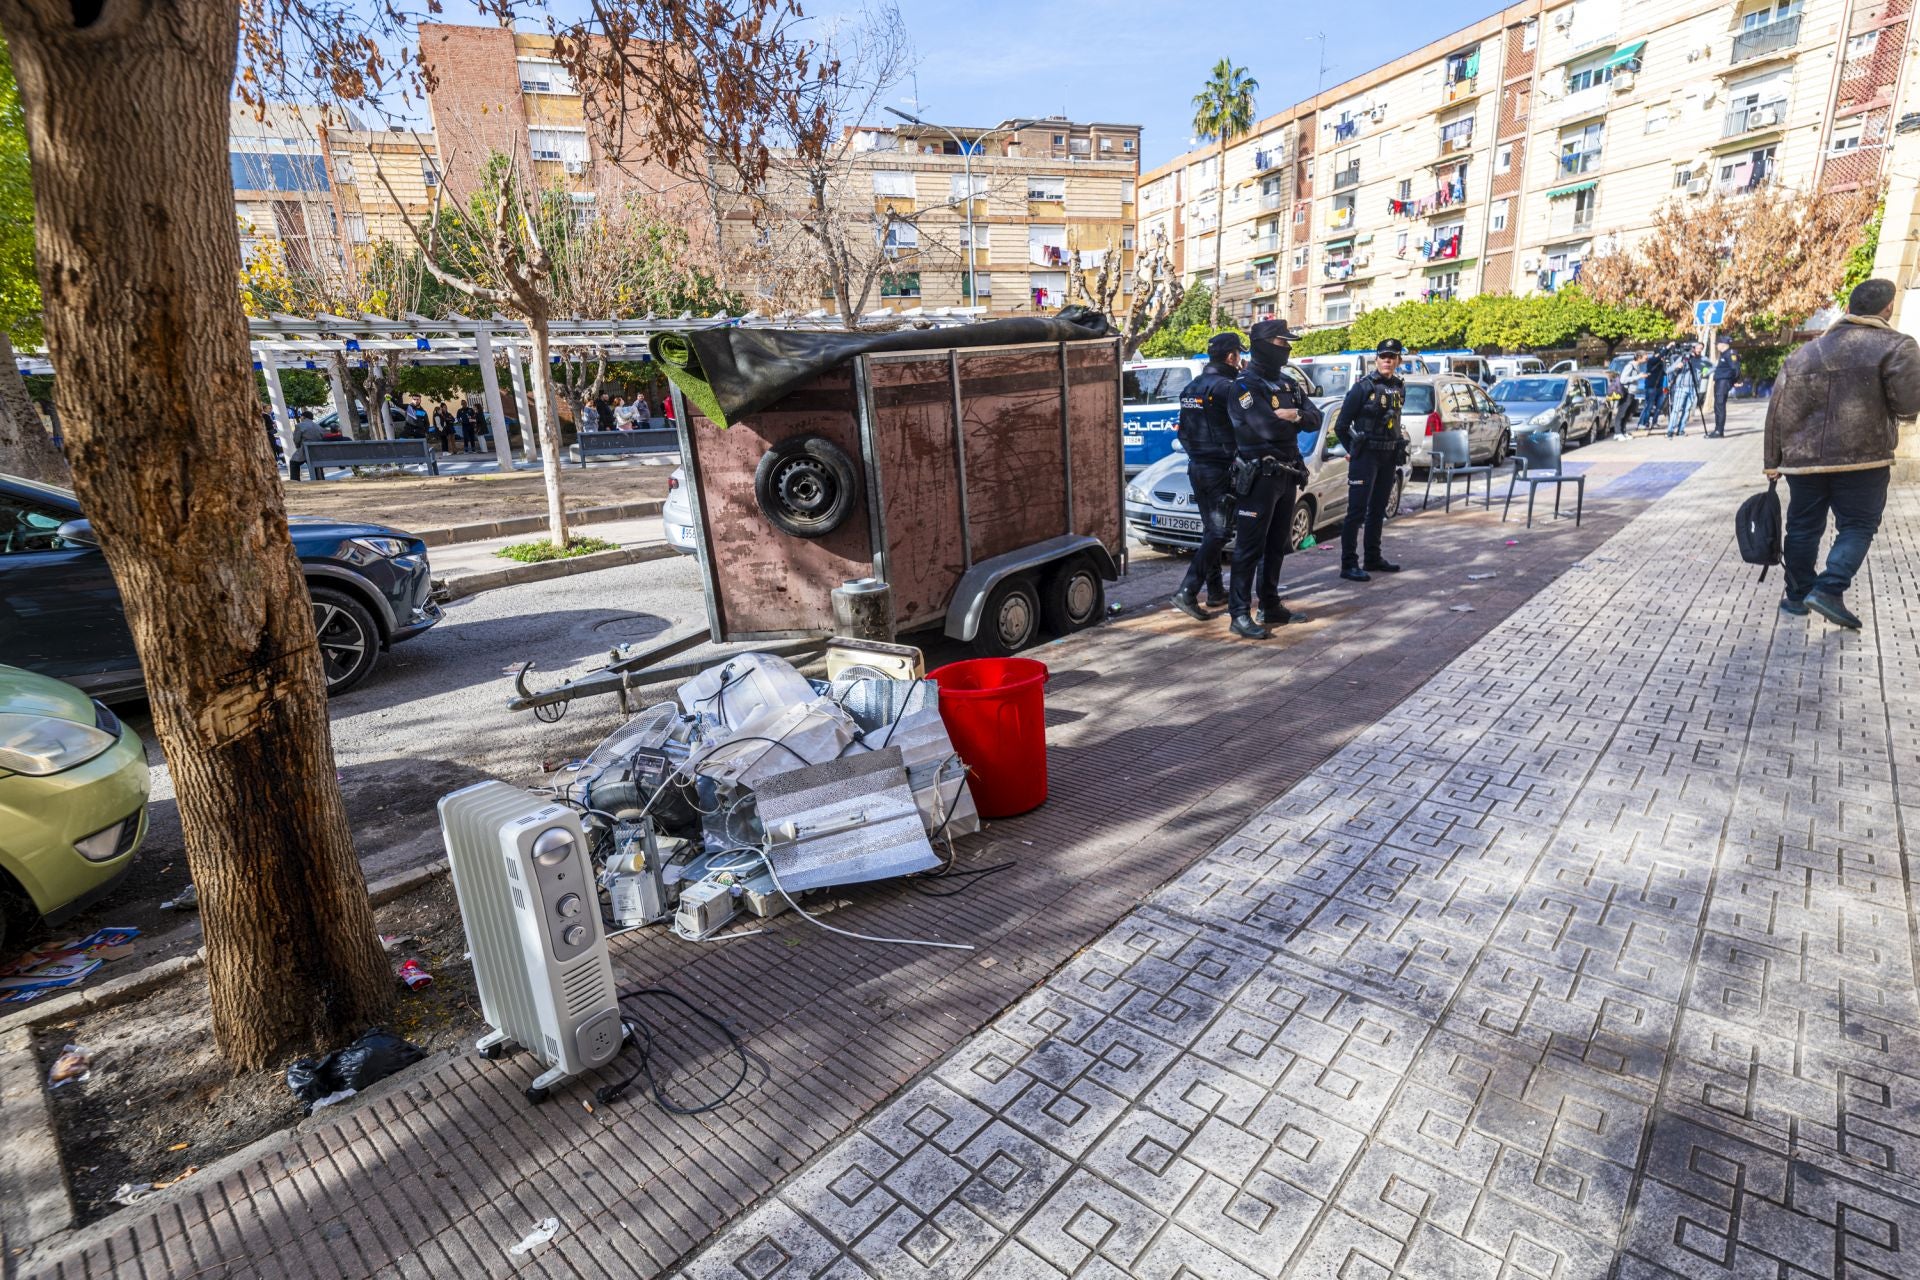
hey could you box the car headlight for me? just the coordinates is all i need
[350,536,412,558]
[1530,410,1559,426]
[0,713,116,776]
[1125,485,1146,503]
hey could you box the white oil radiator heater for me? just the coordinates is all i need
[437,781,624,1100]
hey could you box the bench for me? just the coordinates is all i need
[298,438,438,480]
[569,428,678,465]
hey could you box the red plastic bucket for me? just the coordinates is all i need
[931,657,1049,818]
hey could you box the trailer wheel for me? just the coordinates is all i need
[755,436,860,539]
[973,575,1042,657]
[1041,555,1105,635]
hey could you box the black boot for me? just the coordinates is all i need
[1204,583,1228,609]
[1257,600,1303,626]
[1340,565,1371,583]
[1169,589,1211,622]
[1230,614,1272,640]
[1363,558,1401,573]
[1806,590,1862,630]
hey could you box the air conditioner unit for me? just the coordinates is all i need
[564,159,587,175]
[1554,10,1573,29]
[1685,177,1709,194]
[438,781,625,1102]
[1751,107,1778,127]
[1612,70,1636,91]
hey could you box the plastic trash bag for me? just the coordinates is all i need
[285,1030,424,1104]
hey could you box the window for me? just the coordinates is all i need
[528,128,588,164]
[1742,0,1802,31]
[1325,293,1351,324]
[1718,144,1778,192]
[871,170,915,198]
[1292,247,1308,268]
[1565,52,1614,94]
[1445,46,1481,84]
[1122,179,1135,201]
[346,213,369,242]
[1491,198,1509,232]
[1052,134,1066,145]
[1122,226,1136,250]
[1522,18,1538,50]
[517,58,575,95]
[1846,31,1880,59]
[1028,225,1068,266]
[0,493,67,554]
[1294,204,1307,225]
[1550,186,1597,235]
[1496,145,1513,175]
[1122,366,1194,405]
[1397,179,1413,201]
[422,159,439,187]
[1440,115,1475,146]
[1560,121,1604,174]
[880,271,921,298]
[883,222,919,252]
[1675,163,1699,188]
[1831,122,1863,153]
[1395,230,1410,256]
[228,152,330,193]
[1645,109,1670,134]
[1100,138,1113,151]
[1027,175,1066,202]
[569,192,596,230]
[1123,138,1135,152]
[948,173,987,200]
[331,153,357,184]
[1030,270,1066,308]
[963,272,993,297]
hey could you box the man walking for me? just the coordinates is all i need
[1711,345,1738,437]
[1224,319,1319,639]
[1169,331,1244,621]
[1765,279,1920,629]
[1332,338,1410,582]
[1639,347,1666,432]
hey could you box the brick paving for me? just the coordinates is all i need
[681,423,1920,1279]
[24,418,1776,1279]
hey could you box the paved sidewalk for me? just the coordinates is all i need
[683,428,1920,1278]
[18,415,1786,1279]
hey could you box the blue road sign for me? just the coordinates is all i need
[1694,299,1727,327]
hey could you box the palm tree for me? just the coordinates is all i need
[1191,59,1259,328]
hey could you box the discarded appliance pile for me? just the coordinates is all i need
[554,639,981,944]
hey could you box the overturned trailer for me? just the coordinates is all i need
[512,311,1127,717]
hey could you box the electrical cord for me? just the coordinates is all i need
[759,841,975,951]
[594,987,753,1113]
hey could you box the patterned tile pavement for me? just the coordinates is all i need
[682,428,1920,1279]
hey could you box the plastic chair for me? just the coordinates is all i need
[1421,429,1495,513]
[1502,430,1584,527]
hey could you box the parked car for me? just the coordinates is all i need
[663,466,696,555]
[1411,351,1495,386]
[1124,413,1409,556]
[1400,374,1515,469]
[1487,355,1548,382]
[0,663,148,950]
[1487,375,1609,447]
[1125,359,1329,474]
[0,473,443,701]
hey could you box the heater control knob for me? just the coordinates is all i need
[556,893,582,918]
[563,925,587,947]
[532,828,574,868]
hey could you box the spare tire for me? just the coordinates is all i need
[754,436,861,539]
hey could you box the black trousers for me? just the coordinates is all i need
[1179,457,1233,599]
[1713,385,1731,435]
[1228,466,1298,617]
[1340,448,1397,568]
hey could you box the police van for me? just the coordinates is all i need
[1122,357,1201,473]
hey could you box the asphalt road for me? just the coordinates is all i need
[74,540,1202,955]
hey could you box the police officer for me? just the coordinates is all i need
[1224,319,1320,639]
[1332,338,1409,582]
[1169,332,1244,621]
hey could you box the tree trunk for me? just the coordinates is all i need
[523,319,569,546]
[0,0,390,1067]
[0,331,67,483]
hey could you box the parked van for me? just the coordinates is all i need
[1413,351,1495,385]
[1122,357,1200,473]
[1487,355,1547,381]
[1293,353,1370,399]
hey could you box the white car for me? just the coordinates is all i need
[663,467,696,555]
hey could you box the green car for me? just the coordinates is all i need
[0,663,147,950]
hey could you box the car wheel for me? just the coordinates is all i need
[1040,555,1105,635]
[1288,497,1316,550]
[1383,474,1406,521]
[1490,432,1509,466]
[310,586,382,695]
[972,575,1042,657]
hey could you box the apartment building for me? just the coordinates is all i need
[230,103,344,280]
[1140,0,1911,330]
[321,127,441,256]
[733,117,1142,317]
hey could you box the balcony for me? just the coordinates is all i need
[1438,131,1474,156]
[1443,75,1478,104]
[1559,149,1602,176]
[1722,98,1787,137]
[1256,232,1281,251]
[1716,155,1777,194]
[1328,206,1355,229]
[1333,164,1361,190]
[1333,119,1360,142]
[1259,191,1286,211]
[1731,14,1801,65]
[1556,83,1611,123]
[1254,148,1285,172]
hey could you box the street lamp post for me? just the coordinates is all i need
[884,109,1034,311]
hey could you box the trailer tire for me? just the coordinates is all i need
[1041,555,1105,635]
[755,436,860,539]
[972,575,1042,657]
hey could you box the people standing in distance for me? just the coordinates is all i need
[1168,331,1245,622]
[1665,341,1703,438]
[1638,347,1666,433]
[1332,339,1410,583]
[1765,279,1920,630]
[1223,319,1320,640]
[1711,345,1738,438]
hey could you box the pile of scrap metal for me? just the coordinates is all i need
[552,640,979,943]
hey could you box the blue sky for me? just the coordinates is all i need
[414,0,1499,170]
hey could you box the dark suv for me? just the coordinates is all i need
[0,473,441,700]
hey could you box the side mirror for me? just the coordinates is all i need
[55,519,98,548]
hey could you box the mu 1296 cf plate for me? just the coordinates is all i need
[1150,514,1202,533]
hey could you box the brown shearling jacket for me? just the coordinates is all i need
[1764,315,1920,474]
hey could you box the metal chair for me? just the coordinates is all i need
[1421,429,1495,513]
[1502,430,1584,527]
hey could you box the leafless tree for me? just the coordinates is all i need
[1071,227,1183,358]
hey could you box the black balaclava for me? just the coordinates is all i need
[1250,339,1289,377]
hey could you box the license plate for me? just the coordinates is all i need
[1122,435,1145,446]
[1152,514,1202,533]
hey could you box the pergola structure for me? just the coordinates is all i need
[13,306,988,472]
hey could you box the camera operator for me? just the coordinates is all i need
[1223,319,1319,639]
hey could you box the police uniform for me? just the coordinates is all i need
[1225,319,1322,636]
[1170,334,1245,617]
[1331,340,1409,580]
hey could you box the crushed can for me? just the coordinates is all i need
[397,958,433,991]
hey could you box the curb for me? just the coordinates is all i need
[412,499,665,548]
[0,862,454,1264]
[437,541,678,602]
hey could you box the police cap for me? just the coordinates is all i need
[1249,318,1303,344]
[1376,338,1406,356]
[1206,331,1246,359]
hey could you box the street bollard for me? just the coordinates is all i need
[831,577,895,642]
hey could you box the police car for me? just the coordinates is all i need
[1122,358,1201,474]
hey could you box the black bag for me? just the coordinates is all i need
[286,1029,424,1105]
[1735,479,1783,581]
